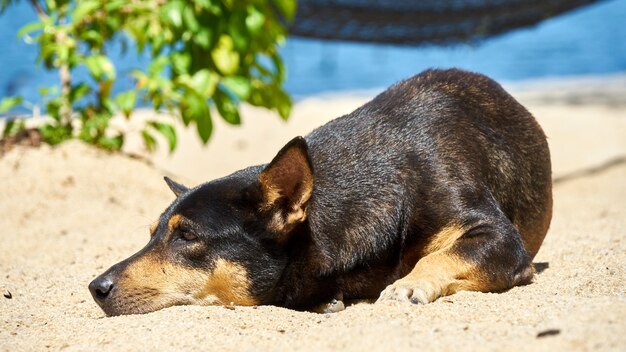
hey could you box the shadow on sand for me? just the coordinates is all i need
[533,262,550,274]
[553,156,626,186]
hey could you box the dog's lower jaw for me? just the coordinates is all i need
[98,292,224,316]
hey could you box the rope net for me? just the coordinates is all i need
[289,0,602,45]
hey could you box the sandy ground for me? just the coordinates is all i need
[0,74,625,351]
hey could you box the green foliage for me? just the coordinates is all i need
[1,118,26,138]
[0,96,23,114]
[0,0,295,152]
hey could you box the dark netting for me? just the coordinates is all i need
[289,0,603,45]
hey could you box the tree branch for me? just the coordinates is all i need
[28,0,48,19]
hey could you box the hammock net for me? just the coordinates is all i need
[289,0,602,45]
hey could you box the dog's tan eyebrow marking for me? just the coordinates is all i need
[167,214,184,232]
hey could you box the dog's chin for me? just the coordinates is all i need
[97,294,222,316]
[97,298,173,317]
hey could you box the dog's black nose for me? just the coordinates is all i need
[89,277,114,302]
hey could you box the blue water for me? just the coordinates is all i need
[0,0,625,107]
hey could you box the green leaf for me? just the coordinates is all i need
[190,69,218,96]
[115,91,137,118]
[17,21,43,39]
[0,96,23,113]
[196,109,212,143]
[270,52,287,82]
[2,119,14,137]
[149,121,177,152]
[85,55,116,80]
[194,29,212,49]
[180,94,202,126]
[221,76,251,100]
[104,0,126,11]
[182,5,200,32]
[245,6,265,34]
[249,83,291,120]
[148,55,169,77]
[2,118,26,137]
[171,52,190,74]
[214,90,240,125]
[97,135,124,150]
[57,44,71,64]
[180,93,208,126]
[273,88,292,120]
[273,0,297,21]
[38,86,59,96]
[72,0,100,24]
[79,30,104,47]
[162,0,184,28]
[211,35,239,75]
[181,93,213,143]
[141,129,157,152]
[39,123,73,145]
[69,83,91,103]
[45,99,61,121]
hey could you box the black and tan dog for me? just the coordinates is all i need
[89,69,552,316]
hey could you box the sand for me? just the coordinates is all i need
[1,74,625,351]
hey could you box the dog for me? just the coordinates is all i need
[89,68,552,316]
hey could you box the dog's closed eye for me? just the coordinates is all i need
[179,229,198,242]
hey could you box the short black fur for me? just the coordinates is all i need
[89,68,552,314]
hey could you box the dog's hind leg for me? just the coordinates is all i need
[377,215,534,304]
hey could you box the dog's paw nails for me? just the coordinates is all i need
[325,299,345,313]
[409,289,429,304]
[377,280,435,304]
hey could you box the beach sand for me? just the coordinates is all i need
[1,75,625,351]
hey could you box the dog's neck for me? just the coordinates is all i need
[268,222,340,310]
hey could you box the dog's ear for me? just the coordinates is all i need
[258,137,314,239]
[164,176,189,197]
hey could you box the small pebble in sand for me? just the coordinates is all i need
[3,290,12,299]
[536,329,561,338]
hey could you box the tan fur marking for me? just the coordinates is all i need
[267,211,286,233]
[195,258,257,306]
[423,224,466,255]
[259,182,282,209]
[380,250,487,304]
[149,220,158,237]
[167,214,183,232]
[258,142,314,231]
[115,254,256,314]
[405,252,483,296]
[380,224,501,304]
[266,207,308,235]
[119,252,204,293]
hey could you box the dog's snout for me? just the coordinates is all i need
[89,276,114,303]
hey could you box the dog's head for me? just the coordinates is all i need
[89,137,314,316]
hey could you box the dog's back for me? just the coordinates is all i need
[303,69,552,302]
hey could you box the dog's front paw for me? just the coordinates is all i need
[312,298,346,313]
[376,279,439,304]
